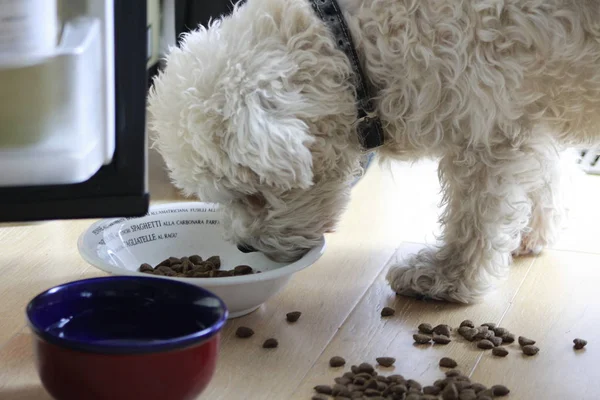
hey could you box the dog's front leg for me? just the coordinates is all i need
[387,143,536,303]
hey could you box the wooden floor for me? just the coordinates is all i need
[0,150,599,400]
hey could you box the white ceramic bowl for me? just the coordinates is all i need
[78,202,325,318]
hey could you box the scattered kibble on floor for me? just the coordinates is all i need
[573,338,587,350]
[522,344,540,356]
[235,326,254,338]
[414,333,432,344]
[286,311,302,323]
[439,357,458,368]
[381,307,396,317]
[433,333,452,344]
[518,336,536,347]
[418,322,434,334]
[313,361,510,399]
[329,356,346,368]
[231,313,584,397]
[375,357,396,367]
[262,338,278,349]
[492,347,509,357]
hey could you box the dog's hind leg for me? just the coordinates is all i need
[513,135,566,257]
[387,136,548,303]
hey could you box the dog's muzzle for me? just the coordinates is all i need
[237,243,257,253]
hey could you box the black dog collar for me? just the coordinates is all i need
[309,0,384,150]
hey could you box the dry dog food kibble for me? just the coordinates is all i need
[502,332,516,344]
[439,357,458,368]
[459,389,477,400]
[462,328,479,342]
[381,307,396,317]
[235,326,254,338]
[334,376,351,385]
[424,386,442,395]
[477,339,494,350]
[376,357,396,367]
[333,383,351,396]
[490,336,503,347]
[286,311,302,323]
[474,327,493,341]
[418,323,434,334]
[518,336,536,347]
[470,383,486,393]
[433,324,452,337]
[357,362,375,374]
[139,254,258,278]
[407,379,422,390]
[433,334,452,344]
[414,333,432,344]
[155,265,177,276]
[188,254,203,264]
[522,345,540,356]
[410,319,552,364]
[262,338,278,349]
[233,265,253,275]
[457,326,470,337]
[442,382,459,400]
[460,320,475,328]
[205,255,221,268]
[314,385,333,395]
[493,327,508,337]
[478,389,494,399]
[329,356,347,367]
[139,263,153,272]
[573,338,588,350]
[491,384,511,396]
[492,346,509,357]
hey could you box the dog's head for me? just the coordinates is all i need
[147,0,362,262]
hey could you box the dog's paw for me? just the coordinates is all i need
[512,235,545,257]
[385,250,479,304]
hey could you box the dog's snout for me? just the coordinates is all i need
[237,243,257,253]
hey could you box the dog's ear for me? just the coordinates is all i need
[225,91,315,191]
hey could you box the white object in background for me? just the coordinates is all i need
[0,0,116,187]
[160,0,176,57]
[577,148,600,175]
[86,0,115,166]
[0,0,58,59]
[78,202,327,319]
[147,0,161,68]
[0,18,104,185]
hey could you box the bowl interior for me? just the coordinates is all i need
[79,202,291,275]
[27,276,227,354]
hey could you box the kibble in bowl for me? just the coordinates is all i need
[138,256,258,278]
[78,202,326,318]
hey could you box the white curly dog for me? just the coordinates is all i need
[147,0,600,303]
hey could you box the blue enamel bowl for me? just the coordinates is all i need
[26,276,228,400]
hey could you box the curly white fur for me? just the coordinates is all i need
[148,0,600,302]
